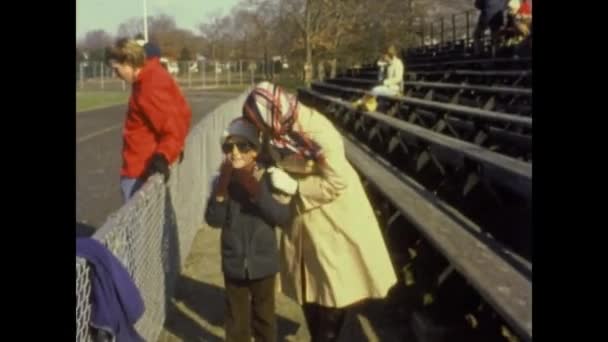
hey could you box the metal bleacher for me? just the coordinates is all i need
[299,21,532,341]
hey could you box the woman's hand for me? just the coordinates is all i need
[268,167,299,195]
[277,154,317,175]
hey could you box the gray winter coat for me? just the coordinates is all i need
[205,171,292,280]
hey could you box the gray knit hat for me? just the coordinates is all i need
[221,118,261,150]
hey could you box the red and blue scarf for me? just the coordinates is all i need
[243,82,324,163]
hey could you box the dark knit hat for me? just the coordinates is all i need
[221,118,261,150]
[143,42,161,59]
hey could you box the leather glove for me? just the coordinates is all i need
[147,153,170,182]
[214,159,233,199]
[232,166,261,199]
[267,167,298,195]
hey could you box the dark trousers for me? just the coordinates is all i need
[300,259,347,342]
[473,10,505,55]
[302,303,347,342]
[224,275,277,342]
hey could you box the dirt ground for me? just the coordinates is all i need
[157,225,412,342]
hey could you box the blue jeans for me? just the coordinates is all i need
[120,177,145,203]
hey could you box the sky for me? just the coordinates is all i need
[76,0,242,39]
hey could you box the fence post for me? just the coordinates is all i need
[202,60,206,88]
[466,11,471,47]
[420,20,425,47]
[452,14,456,43]
[228,62,231,86]
[240,60,243,85]
[440,17,445,46]
[250,63,254,85]
[188,61,192,88]
[101,62,105,90]
[215,61,219,87]
[271,60,275,80]
[79,63,84,90]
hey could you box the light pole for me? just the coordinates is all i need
[143,0,148,42]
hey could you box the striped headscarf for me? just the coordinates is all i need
[242,82,324,164]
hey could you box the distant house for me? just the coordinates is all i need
[81,52,89,67]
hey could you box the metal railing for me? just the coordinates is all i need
[297,87,532,341]
[413,10,479,49]
[75,90,249,341]
[76,60,290,91]
[411,8,533,58]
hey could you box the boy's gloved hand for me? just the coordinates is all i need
[214,159,233,199]
[267,167,298,195]
[233,167,261,199]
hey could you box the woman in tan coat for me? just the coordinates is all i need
[242,82,397,341]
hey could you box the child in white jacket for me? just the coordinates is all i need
[371,45,405,96]
[353,45,405,112]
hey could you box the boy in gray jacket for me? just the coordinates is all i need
[205,118,295,342]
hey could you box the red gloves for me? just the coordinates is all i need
[214,160,233,199]
[214,160,260,200]
[233,165,261,199]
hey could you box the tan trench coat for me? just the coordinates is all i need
[276,105,397,308]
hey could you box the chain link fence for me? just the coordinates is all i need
[76,59,293,92]
[75,90,249,341]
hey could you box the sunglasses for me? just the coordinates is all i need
[222,141,254,154]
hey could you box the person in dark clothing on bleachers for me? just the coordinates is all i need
[473,0,508,54]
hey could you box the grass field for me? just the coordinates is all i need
[76,91,130,112]
[76,74,307,112]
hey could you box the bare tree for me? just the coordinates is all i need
[116,18,145,39]
[230,9,255,59]
[316,0,369,77]
[83,29,113,50]
[199,11,226,60]
[282,0,328,84]
[149,14,178,36]
[188,0,475,80]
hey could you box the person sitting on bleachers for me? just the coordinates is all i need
[352,45,404,112]
[371,45,404,97]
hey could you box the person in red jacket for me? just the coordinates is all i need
[142,40,191,163]
[106,38,192,201]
